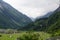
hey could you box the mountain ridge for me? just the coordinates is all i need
[0,1,32,29]
[22,6,60,33]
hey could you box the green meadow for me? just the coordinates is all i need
[0,32,51,40]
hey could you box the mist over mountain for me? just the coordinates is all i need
[21,6,60,33]
[0,0,32,29]
[33,6,59,21]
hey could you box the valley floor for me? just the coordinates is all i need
[0,31,51,40]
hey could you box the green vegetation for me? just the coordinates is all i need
[22,6,60,37]
[0,32,51,40]
[0,1,60,40]
[46,7,60,36]
[0,0,32,29]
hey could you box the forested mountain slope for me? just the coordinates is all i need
[22,6,60,34]
[0,0,32,29]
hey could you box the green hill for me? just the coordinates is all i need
[46,6,60,35]
[22,6,60,36]
[0,1,32,29]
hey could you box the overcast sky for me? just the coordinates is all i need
[3,0,59,18]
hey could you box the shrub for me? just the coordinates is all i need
[17,32,40,40]
[0,35,2,37]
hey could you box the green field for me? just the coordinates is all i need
[0,32,51,40]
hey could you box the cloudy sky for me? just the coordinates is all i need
[3,0,59,18]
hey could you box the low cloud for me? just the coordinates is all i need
[3,0,59,18]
